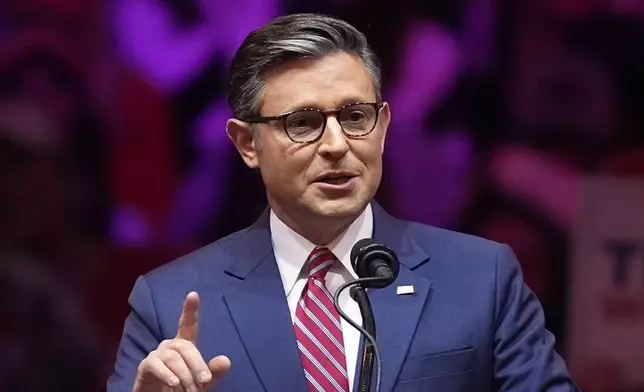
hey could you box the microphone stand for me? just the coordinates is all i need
[350,286,376,392]
[334,276,387,392]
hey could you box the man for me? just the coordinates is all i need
[108,13,578,392]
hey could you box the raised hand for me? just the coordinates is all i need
[133,292,231,392]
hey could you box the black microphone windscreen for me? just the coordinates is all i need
[350,238,400,288]
[351,238,378,271]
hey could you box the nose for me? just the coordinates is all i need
[318,116,349,159]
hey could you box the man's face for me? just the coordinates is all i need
[228,52,390,225]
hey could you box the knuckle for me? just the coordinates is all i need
[172,338,191,349]
[159,348,181,364]
[167,350,183,364]
[136,358,148,374]
[158,339,173,349]
[170,338,198,356]
[137,351,157,371]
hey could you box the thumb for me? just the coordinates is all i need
[203,355,231,390]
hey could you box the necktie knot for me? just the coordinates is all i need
[307,247,336,280]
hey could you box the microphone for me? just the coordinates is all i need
[332,238,400,392]
[350,238,400,288]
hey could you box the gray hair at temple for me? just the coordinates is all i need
[226,13,382,122]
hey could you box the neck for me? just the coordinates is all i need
[270,205,360,246]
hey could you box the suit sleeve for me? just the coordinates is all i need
[107,275,164,392]
[493,244,579,391]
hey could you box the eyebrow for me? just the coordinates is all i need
[279,96,377,114]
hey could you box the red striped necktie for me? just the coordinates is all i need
[294,247,350,392]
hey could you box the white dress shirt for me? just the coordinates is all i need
[271,204,373,392]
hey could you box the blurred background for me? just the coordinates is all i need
[0,0,642,391]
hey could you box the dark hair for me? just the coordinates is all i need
[226,13,382,120]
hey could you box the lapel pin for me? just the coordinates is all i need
[396,285,415,295]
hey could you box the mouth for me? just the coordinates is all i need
[314,172,357,184]
[314,171,358,192]
[317,176,354,185]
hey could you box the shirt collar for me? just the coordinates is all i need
[270,204,374,297]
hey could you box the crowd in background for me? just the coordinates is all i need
[0,0,642,391]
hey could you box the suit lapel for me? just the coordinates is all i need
[367,268,431,392]
[219,203,432,392]
[364,203,433,392]
[221,210,308,392]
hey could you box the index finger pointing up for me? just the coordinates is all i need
[177,291,199,343]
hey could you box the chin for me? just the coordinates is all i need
[309,197,368,220]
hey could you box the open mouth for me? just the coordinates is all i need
[318,176,353,185]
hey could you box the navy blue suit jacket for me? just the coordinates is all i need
[108,203,578,391]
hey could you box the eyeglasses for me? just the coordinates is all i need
[242,102,384,143]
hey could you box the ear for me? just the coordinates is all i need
[379,102,391,153]
[226,118,259,169]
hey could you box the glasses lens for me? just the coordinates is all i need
[285,110,325,142]
[338,104,377,136]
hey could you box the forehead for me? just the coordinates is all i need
[260,52,376,115]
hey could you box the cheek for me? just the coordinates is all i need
[260,143,313,189]
[354,141,384,172]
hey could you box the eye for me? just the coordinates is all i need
[339,104,376,128]
[286,111,324,138]
[346,110,367,123]
[289,116,312,128]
